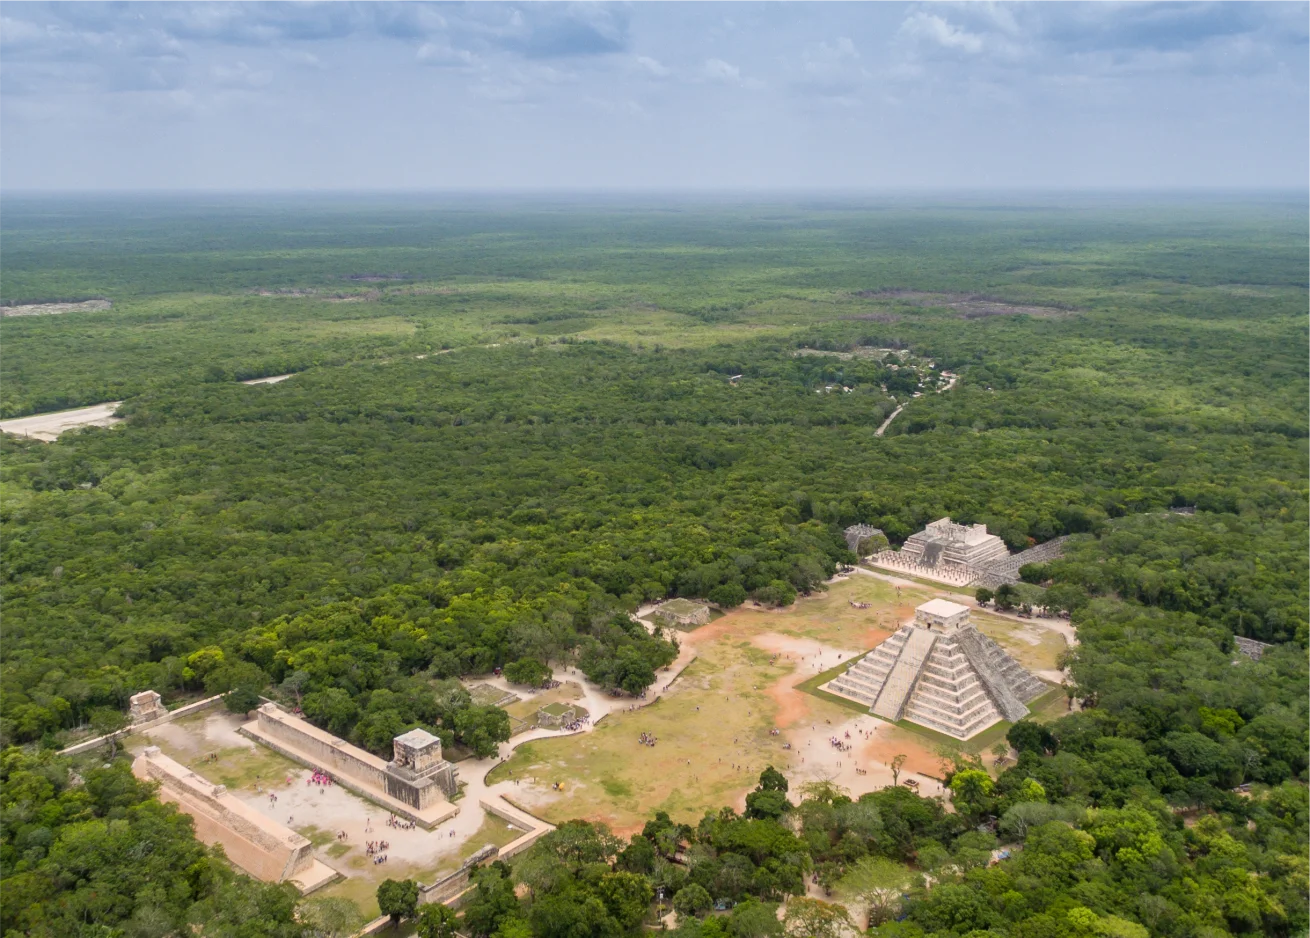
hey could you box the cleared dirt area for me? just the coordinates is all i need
[0,401,124,441]
[849,291,1073,319]
[1,299,112,317]
[241,374,295,385]
[255,288,381,302]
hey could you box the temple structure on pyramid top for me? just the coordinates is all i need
[825,598,1046,739]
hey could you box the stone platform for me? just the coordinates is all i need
[133,747,339,893]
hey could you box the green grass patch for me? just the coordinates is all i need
[296,825,336,849]
[601,775,633,798]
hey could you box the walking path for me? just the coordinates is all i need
[874,405,905,437]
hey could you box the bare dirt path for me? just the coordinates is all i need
[874,405,905,437]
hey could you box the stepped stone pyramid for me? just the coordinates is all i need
[826,599,1046,739]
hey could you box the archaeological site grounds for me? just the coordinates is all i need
[1,195,1306,937]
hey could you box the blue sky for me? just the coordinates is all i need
[2,1,1306,190]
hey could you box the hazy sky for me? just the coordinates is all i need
[2,1,1307,190]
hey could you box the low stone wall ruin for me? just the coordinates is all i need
[245,703,388,790]
[132,746,336,890]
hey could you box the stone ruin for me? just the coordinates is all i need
[826,599,1047,740]
[868,517,1069,590]
[654,599,710,628]
[385,728,459,809]
[902,518,1010,569]
[129,690,168,724]
[132,746,337,893]
[843,524,885,555]
[1234,636,1273,662]
[240,704,459,828]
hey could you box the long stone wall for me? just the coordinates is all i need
[240,704,459,829]
[59,693,225,756]
[132,746,337,892]
[246,703,388,790]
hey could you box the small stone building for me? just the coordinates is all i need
[385,728,459,807]
[654,599,710,628]
[536,703,578,728]
[129,690,167,724]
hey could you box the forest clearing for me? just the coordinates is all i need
[487,576,1067,833]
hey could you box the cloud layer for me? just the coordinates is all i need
[2,1,1306,189]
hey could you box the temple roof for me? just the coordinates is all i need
[917,598,970,618]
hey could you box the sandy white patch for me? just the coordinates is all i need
[0,402,124,441]
[2,299,111,317]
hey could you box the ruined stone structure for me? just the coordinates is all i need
[240,704,459,828]
[869,519,1069,591]
[654,599,710,628]
[826,599,1046,739]
[386,728,458,811]
[901,518,1010,569]
[132,746,337,892]
[536,703,579,728]
[129,690,168,724]
[843,524,885,555]
[968,536,1071,589]
[1234,637,1273,662]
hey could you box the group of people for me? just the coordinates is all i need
[386,814,416,831]
[307,770,333,788]
[563,715,590,731]
[828,735,853,752]
[637,731,658,747]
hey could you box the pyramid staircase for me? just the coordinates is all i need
[828,623,1046,740]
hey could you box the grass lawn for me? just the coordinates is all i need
[487,642,791,833]
[504,682,585,722]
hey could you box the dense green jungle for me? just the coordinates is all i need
[1,194,1307,937]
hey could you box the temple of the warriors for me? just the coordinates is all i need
[825,599,1046,739]
[901,518,1010,569]
[864,517,1069,589]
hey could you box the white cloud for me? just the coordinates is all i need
[702,58,741,83]
[894,2,1308,77]
[899,12,985,54]
[635,55,669,78]
[211,61,272,89]
[417,42,479,68]
[0,15,54,52]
